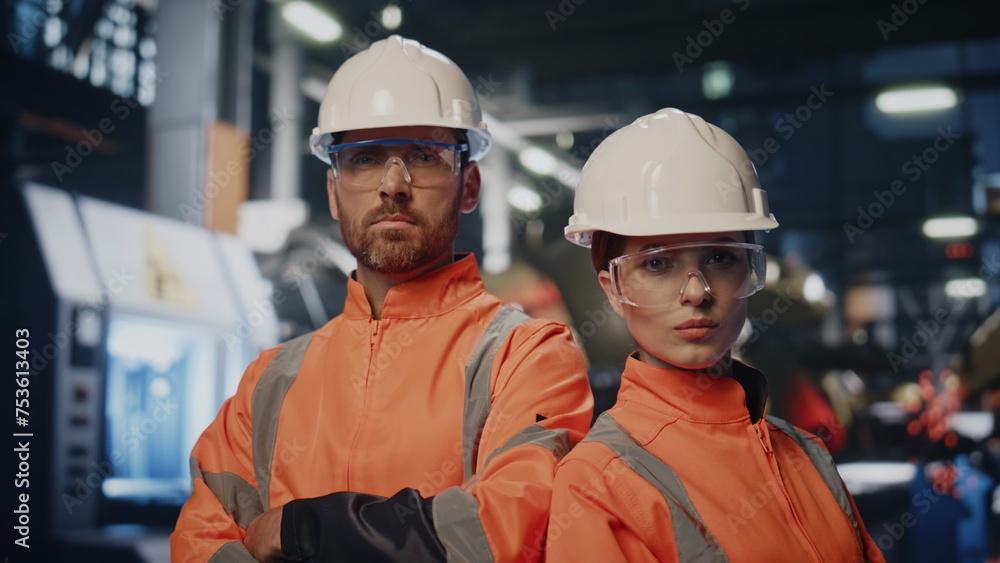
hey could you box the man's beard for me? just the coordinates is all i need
[337,194,461,275]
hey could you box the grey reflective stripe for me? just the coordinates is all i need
[191,456,264,530]
[431,486,495,563]
[461,305,531,480]
[766,415,865,550]
[583,413,728,563]
[439,306,530,561]
[251,331,313,511]
[482,424,570,468]
[208,540,258,563]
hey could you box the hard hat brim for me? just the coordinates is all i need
[565,213,779,248]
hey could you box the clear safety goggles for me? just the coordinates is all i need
[608,242,766,307]
[327,138,468,189]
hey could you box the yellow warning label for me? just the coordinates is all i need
[145,229,198,306]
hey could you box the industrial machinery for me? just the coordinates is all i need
[4,183,278,561]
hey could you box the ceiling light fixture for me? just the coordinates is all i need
[945,278,986,299]
[803,273,826,303]
[518,147,558,176]
[507,185,543,213]
[922,216,978,239]
[702,60,734,101]
[876,86,957,114]
[381,5,402,30]
[282,1,342,42]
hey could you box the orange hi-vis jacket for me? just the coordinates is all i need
[546,355,885,563]
[171,255,594,562]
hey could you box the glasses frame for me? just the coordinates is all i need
[327,138,469,189]
[608,241,766,307]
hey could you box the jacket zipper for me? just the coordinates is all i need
[347,317,380,488]
[754,420,825,562]
[753,422,773,453]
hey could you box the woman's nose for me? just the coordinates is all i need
[678,271,711,305]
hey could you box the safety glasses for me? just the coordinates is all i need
[608,242,766,306]
[328,138,468,189]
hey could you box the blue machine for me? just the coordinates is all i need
[8,183,278,561]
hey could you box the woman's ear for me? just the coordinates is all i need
[597,270,626,319]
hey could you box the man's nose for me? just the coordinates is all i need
[378,158,412,200]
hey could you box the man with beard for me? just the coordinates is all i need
[171,35,594,562]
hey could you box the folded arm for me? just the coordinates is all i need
[277,322,594,562]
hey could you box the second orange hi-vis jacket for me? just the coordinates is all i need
[170,255,594,562]
[546,355,884,563]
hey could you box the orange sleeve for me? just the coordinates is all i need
[802,427,885,563]
[546,455,670,563]
[169,349,277,562]
[466,320,594,562]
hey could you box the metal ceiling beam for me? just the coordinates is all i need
[503,113,623,136]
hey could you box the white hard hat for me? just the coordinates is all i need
[309,35,491,164]
[565,108,778,247]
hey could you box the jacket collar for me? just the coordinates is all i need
[343,253,484,319]
[617,354,769,424]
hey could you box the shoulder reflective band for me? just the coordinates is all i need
[766,416,865,551]
[189,332,314,537]
[461,305,531,480]
[583,412,728,563]
[252,331,314,511]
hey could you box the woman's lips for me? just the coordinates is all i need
[674,319,719,340]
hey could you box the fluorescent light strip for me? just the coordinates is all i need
[876,87,957,114]
[945,279,986,299]
[507,185,543,213]
[282,1,342,42]
[922,217,977,239]
[518,147,558,175]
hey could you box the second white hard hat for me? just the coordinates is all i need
[309,35,491,164]
[565,108,778,247]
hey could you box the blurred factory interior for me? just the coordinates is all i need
[2,0,1000,561]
